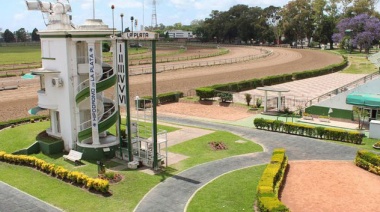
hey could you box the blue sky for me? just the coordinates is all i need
[1,0,380,33]
[1,0,290,33]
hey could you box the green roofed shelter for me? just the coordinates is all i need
[346,93,380,108]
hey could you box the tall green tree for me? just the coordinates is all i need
[31,28,40,42]
[264,6,282,44]
[15,28,27,42]
[347,0,380,16]
[3,29,15,42]
[281,0,314,47]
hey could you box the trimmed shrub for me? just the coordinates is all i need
[157,91,183,104]
[257,149,289,212]
[196,87,215,100]
[355,150,380,176]
[254,118,364,144]
[0,115,48,130]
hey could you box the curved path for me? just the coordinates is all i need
[134,115,357,212]
[0,47,341,122]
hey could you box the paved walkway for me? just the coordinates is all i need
[134,115,358,212]
[0,181,62,212]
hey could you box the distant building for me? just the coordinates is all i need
[165,30,193,39]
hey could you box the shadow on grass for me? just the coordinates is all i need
[157,166,201,184]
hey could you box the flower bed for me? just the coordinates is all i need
[208,141,228,150]
[0,151,110,194]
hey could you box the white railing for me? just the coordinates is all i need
[76,68,114,94]
[305,71,380,107]
[79,103,116,131]
[76,56,102,64]
[129,48,273,75]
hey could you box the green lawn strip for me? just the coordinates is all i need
[0,123,264,211]
[318,136,380,152]
[115,119,179,138]
[167,131,263,172]
[0,121,50,152]
[0,46,41,65]
[341,56,378,74]
[187,165,266,212]
[0,162,162,212]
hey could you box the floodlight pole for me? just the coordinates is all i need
[125,40,133,162]
[152,40,158,170]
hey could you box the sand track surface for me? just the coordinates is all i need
[0,47,342,122]
[281,161,380,212]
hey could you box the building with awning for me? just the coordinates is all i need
[346,93,380,139]
[346,93,380,108]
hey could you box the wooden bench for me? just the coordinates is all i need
[63,150,83,165]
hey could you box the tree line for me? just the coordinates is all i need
[161,0,380,50]
[3,0,380,52]
[1,28,40,42]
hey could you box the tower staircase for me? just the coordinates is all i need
[76,65,118,142]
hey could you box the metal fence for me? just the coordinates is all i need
[129,47,273,76]
[304,71,380,107]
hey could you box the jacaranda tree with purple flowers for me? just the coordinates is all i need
[332,14,380,53]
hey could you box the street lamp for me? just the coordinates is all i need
[130,16,134,33]
[120,13,124,33]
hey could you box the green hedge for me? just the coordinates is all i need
[157,91,183,104]
[254,118,364,144]
[142,91,184,105]
[257,149,289,212]
[0,115,49,130]
[293,56,348,80]
[195,87,215,100]
[355,150,380,176]
[194,55,347,99]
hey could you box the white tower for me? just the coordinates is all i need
[26,0,120,160]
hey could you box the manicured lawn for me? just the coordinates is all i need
[187,165,266,212]
[0,45,41,65]
[167,131,263,172]
[0,122,264,211]
[0,162,162,212]
[341,56,378,74]
[322,136,380,152]
[0,121,50,152]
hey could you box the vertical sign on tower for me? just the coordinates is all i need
[117,41,127,106]
[88,43,100,144]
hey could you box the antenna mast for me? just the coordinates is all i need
[151,0,157,29]
[92,0,95,19]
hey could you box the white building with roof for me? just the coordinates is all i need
[26,0,120,160]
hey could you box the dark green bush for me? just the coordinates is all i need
[217,92,233,102]
[195,55,347,100]
[195,87,215,100]
[0,115,48,130]
[157,91,184,104]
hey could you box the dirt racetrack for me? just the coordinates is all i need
[281,161,380,212]
[0,46,342,122]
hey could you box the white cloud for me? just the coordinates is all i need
[14,13,26,21]
[81,0,94,10]
[108,0,142,9]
